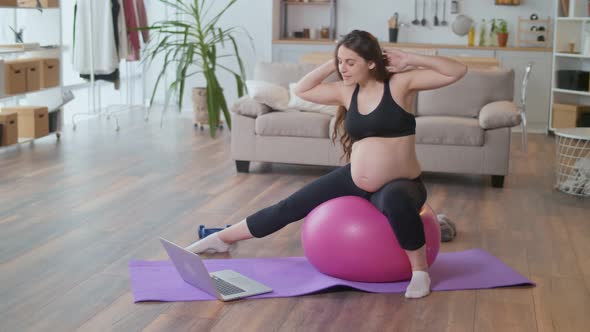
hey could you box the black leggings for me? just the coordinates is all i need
[246,164,428,250]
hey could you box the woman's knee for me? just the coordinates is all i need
[373,186,412,210]
[374,181,425,210]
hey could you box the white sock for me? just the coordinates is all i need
[404,270,431,299]
[185,233,233,254]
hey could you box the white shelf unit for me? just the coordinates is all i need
[549,0,590,131]
[278,0,337,41]
[517,17,552,48]
[0,4,64,145]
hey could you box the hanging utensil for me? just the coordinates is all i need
[412,0,420,25]
[441,0,448,26]
[421,0,427,26]
[389,12,398,29]
[434,0,439,26]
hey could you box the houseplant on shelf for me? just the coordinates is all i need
[144,0,250,137]
[497,19,509,47]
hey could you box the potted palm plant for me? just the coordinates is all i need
[144,0,249,137]
[497,19,509,47]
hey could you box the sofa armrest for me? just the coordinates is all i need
[230,96,272,118]
[479,101,521,129]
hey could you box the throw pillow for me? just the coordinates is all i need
[245,80,293,112]
[229,96,272,118]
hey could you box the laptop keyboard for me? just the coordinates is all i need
[211,276,246,296]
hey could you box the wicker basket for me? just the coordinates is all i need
[554,128,590,197]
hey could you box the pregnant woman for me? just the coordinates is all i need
[187,30,467,299]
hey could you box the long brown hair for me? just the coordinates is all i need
[331,30,392,161]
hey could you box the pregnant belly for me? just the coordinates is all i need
[350,136,421,192]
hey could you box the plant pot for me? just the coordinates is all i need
[497,32,509,47]
[192,87,209,125]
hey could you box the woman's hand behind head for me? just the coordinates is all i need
[383,48,415,73]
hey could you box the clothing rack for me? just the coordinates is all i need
[71,0,147,132]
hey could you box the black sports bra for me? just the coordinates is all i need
[345,78,416,142]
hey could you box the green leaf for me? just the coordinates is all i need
[210,44,217,69]
[227,35,247,82]
[218,28,225,48]
[234,73,244,98]
[204,72,218,137]
[149,48,175,107]
[177,45,195,111]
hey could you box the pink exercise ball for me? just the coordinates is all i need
[301,196,440,282]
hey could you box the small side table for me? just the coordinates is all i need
[554,128,590,197]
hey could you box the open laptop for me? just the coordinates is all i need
[159,238,273,301]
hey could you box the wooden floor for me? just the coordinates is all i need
[0,110,588,332]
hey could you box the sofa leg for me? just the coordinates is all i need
[491,175,504,188]
[235,160,250,173]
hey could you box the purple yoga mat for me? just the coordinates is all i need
[129,249,534,302]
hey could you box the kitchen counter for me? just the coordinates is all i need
[273,39,552,52]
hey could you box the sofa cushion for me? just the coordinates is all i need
[256,111,332,138]
[230,96,272,118]
[254,62,340,89]
[416,116,484,146]
[479,100,521,129]
[417,68,514,118]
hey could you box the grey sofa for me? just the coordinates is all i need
[230,63,521,187]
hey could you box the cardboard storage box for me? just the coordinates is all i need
[552,103,590,128]
[38,58,59,88]
[24,60,40,91]
[0,0,18,6]
[17,0,58,7]
[4,59,41,93]
[3,106,49,138]
[0,111,18,146]
[3,61,28,95]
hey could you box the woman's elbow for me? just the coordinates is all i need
[457,63,468,79]
[293,83,305,98]
[449,64,467,84]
